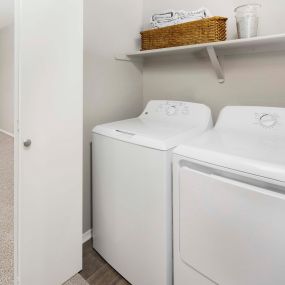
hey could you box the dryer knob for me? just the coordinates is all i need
[259,114,277,128]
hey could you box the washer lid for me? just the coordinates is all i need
[93,100,212,151]
[174,106,285,184]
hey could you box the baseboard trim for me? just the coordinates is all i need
[82,229,92,244]
[0,129,14,138]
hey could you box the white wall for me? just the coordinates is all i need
[0,24,14,134]
[142,0,285,120]
[84,0,143,232]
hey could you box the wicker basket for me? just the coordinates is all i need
[141,16,227,51]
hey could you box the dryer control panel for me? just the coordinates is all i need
[216,106,285,133]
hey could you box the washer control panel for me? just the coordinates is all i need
[142,101,192,118]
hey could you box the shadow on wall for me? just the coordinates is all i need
[0,24,14,135]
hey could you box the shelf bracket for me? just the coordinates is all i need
[115,55,143,64]
[206,46,225,83]
[115,54,132,61]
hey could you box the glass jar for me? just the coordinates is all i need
[235,4,261,39]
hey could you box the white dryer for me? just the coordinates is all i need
[173,106,285,285]
[92,100,212,285]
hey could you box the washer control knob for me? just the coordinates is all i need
[166,106,177,116]
[182,106,190,115]
[259,114,277,128]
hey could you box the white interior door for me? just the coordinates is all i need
[15,0,83,284]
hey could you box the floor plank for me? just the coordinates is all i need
[0,133,14,285]
[80,240,131,285]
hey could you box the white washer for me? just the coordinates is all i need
[173,106,285,285]
[92,100,212,285]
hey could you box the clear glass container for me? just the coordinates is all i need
[234,4,261,39]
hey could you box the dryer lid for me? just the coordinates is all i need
[174,106,285,184]
[93,100,212,151]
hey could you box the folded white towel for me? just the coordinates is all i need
[152,11,177,23]
[151,7,212,29]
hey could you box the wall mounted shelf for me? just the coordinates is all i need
[115,33,285,83]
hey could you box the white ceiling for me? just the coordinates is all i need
[0,1,14,29]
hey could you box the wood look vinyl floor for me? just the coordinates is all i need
[80,240,131,285]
